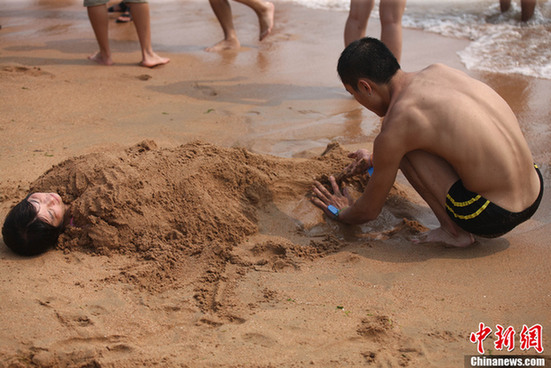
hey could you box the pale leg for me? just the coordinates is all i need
[344,0,375,46]
[400,150,475,247]
[379,0,406,63]
[127,3,170,67]
[234,0,274,41]
[87,4,113,65]
[206,0,241,51]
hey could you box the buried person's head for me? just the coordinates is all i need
[2,192,68,256]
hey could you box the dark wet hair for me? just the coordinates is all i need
[2,195,63,256]
[337,37,401,91]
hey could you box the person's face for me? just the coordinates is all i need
[345,81,386,117]
[345,82,372,109]
[27,192,67,227]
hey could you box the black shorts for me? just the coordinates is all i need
[445,165,544,238]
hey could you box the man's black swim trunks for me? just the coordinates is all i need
[445,165,544,238]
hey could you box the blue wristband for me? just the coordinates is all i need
[327,205,340,217]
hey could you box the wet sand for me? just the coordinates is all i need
[1,0,550,366]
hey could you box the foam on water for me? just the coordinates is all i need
[281,0,551,79]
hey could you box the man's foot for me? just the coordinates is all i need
[88,51,113,66]
[258,2,274,41]
[139,53,170,68]
[411,227,475,248]
[116,11,132,23]
[205,38,240,52]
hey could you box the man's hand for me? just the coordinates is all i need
[340,149,373,179]
[312,175,354,220]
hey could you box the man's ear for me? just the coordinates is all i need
[358,79,372,95]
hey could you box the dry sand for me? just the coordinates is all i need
[1,0,550,367]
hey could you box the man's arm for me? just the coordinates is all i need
[339,133,402,223]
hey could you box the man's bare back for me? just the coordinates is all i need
[383,64,540,212]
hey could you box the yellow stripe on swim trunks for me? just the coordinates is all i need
[447,164,538,220]
[446,193,482,207]
[446,196,491,220]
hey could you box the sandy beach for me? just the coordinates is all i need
[1,0,550,367]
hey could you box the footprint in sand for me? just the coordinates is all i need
[55,310,94,328]
[192,82,218,97]
[356,314,393,338]
[2,66,54,78]
[242,332,277,348]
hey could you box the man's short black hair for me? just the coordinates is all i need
[337,37,401,90]
[2,196,62,256]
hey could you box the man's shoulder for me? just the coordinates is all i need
[422,63,454,73]
[418,63,469,83]
[381,98,425,138]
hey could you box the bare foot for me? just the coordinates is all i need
[258,2,274,41]
[140,52,170,68]
[88,51,113,66]
[205,38,240,52]
[411,227,475,248]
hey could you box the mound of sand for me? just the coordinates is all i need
[28,141,425,296]
[31,140,349,253]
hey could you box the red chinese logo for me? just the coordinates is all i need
[470,323,544,354]
[470,322,493,354]
[520,324,544,354]
[495,324,516,352]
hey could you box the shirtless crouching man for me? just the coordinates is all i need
[312,37,543,247]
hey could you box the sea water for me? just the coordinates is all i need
[282,0,551,79]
